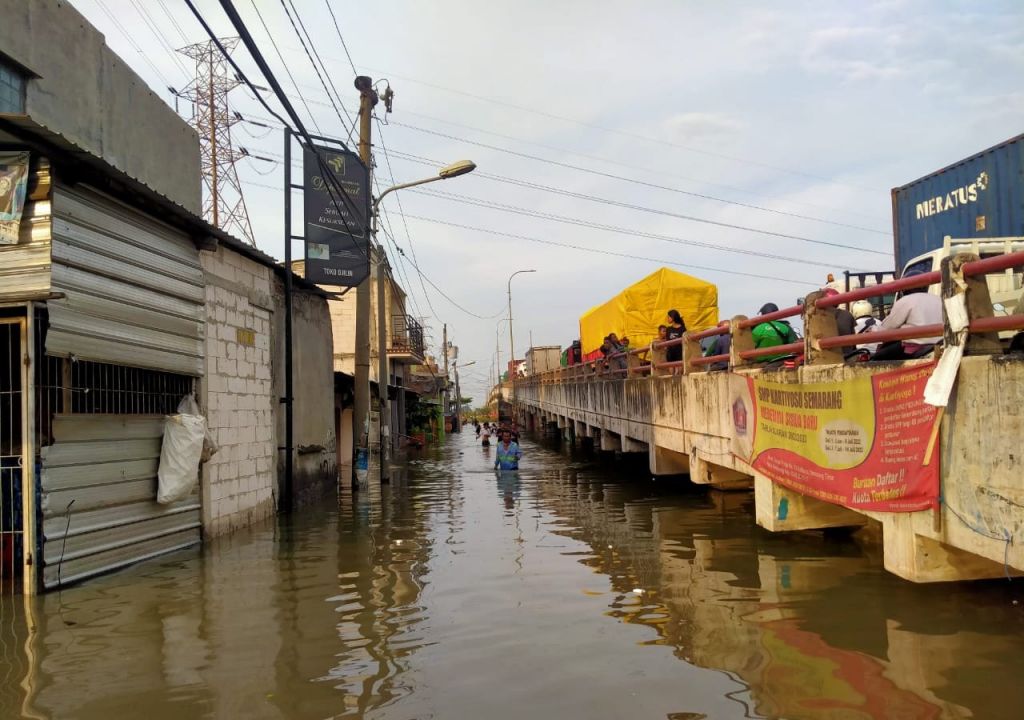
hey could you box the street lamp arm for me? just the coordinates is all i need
[373,176,440,214]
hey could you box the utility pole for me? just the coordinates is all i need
[453,357,462,431]
[353,76,377,483]
[178,38,255,244]
[442,324,450,429]
[376,250,390,479]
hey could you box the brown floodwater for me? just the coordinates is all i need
[2,431,1023,719]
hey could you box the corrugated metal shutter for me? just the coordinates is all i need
[48,184,204,376]
[40,414,200,589]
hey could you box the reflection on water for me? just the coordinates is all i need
[1,433,1023,719]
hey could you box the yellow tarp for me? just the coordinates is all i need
[579,267,718,359]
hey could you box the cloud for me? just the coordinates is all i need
[801,26,905,82]
[663,112,744,142]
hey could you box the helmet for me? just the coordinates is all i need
[851,300,874,319]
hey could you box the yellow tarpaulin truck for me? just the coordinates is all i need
[579,267,718,361]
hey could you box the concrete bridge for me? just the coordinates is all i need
[516,255,1024,583]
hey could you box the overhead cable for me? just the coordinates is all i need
[396,109,888,232]
[278,0,358,140]
[404,215,818,287]
[247,0,323,135]
[324,0,359,75]
[408,186,866,269]
[361,66,877,193]
[389,122,888,252]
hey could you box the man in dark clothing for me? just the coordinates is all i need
[705,320,731,371]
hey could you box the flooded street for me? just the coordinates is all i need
[3,431,1024,720]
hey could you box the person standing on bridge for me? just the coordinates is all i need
[752,303,799,362]
[665,310,687,364]
[494,429,522,471]
[870,270,943,361]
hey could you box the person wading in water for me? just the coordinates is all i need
[494,429,522,471]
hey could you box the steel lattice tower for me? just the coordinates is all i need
[178,38,255,245]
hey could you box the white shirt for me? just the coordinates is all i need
[880,293,943,344]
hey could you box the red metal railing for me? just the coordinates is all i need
[523,248,1024,386]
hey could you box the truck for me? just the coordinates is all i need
[835,135,1024,322]
[892,133,1023,271]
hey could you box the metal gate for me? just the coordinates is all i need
[0,318,27,594]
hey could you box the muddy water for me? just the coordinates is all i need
[2,432,1023,719]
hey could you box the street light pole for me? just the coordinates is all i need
[507,269,536,418]
[371,158,476,466]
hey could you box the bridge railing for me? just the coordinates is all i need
[525,249,1024,386]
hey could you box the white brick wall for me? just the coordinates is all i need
[200,246,276,537]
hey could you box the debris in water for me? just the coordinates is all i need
[632,588,644,595]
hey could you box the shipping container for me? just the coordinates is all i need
[525,346,561,376]
[892,134,1024,271]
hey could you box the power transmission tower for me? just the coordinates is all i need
[178,38,255,244]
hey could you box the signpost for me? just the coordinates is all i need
[302,144,370,286]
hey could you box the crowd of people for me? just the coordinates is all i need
[704,273,945,367]
[586,280,947,374]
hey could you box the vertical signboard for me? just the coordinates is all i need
[303,144,370,286]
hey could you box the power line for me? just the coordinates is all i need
[395,109,888,232]
[130,0,192,78]
[390,121,889,252]
[156,0,190,44]
[324,0,358,75]
[241,138,884,260]
[379,224,505,320]
[362,66,877,193]
[374,119,442,322]
[92,0,174,88]
[404,215,817,286]
[278,0,358,140]
[408,186,866,269]
[247,0,323,135]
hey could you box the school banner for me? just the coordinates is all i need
[729,363,940,512]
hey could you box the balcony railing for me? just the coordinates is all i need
[390,314,425,361]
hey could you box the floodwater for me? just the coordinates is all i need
[2,432,1023,719]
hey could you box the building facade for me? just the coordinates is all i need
[0,0,335,593]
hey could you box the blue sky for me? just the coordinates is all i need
[73,0,1023,402]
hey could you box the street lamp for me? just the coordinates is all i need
[370,159,476,473]
[373,160,477,222]
[507,269,537,415]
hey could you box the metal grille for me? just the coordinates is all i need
[391,314,425,359]
[1,321,24,594]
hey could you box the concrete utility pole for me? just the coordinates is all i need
[376,249,390,479]
[443,324,450,426]
[353,76,377,482]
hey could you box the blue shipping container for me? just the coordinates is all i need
[891,134,1024,271]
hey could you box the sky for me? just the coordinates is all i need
[71,0,1024,404]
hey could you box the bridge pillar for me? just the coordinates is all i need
[649,445,689,475]
[690,452,752,490]
[621,436,647,453]
[881,514,1014,583]
[754,473,867,532]
[599,430,622,453]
